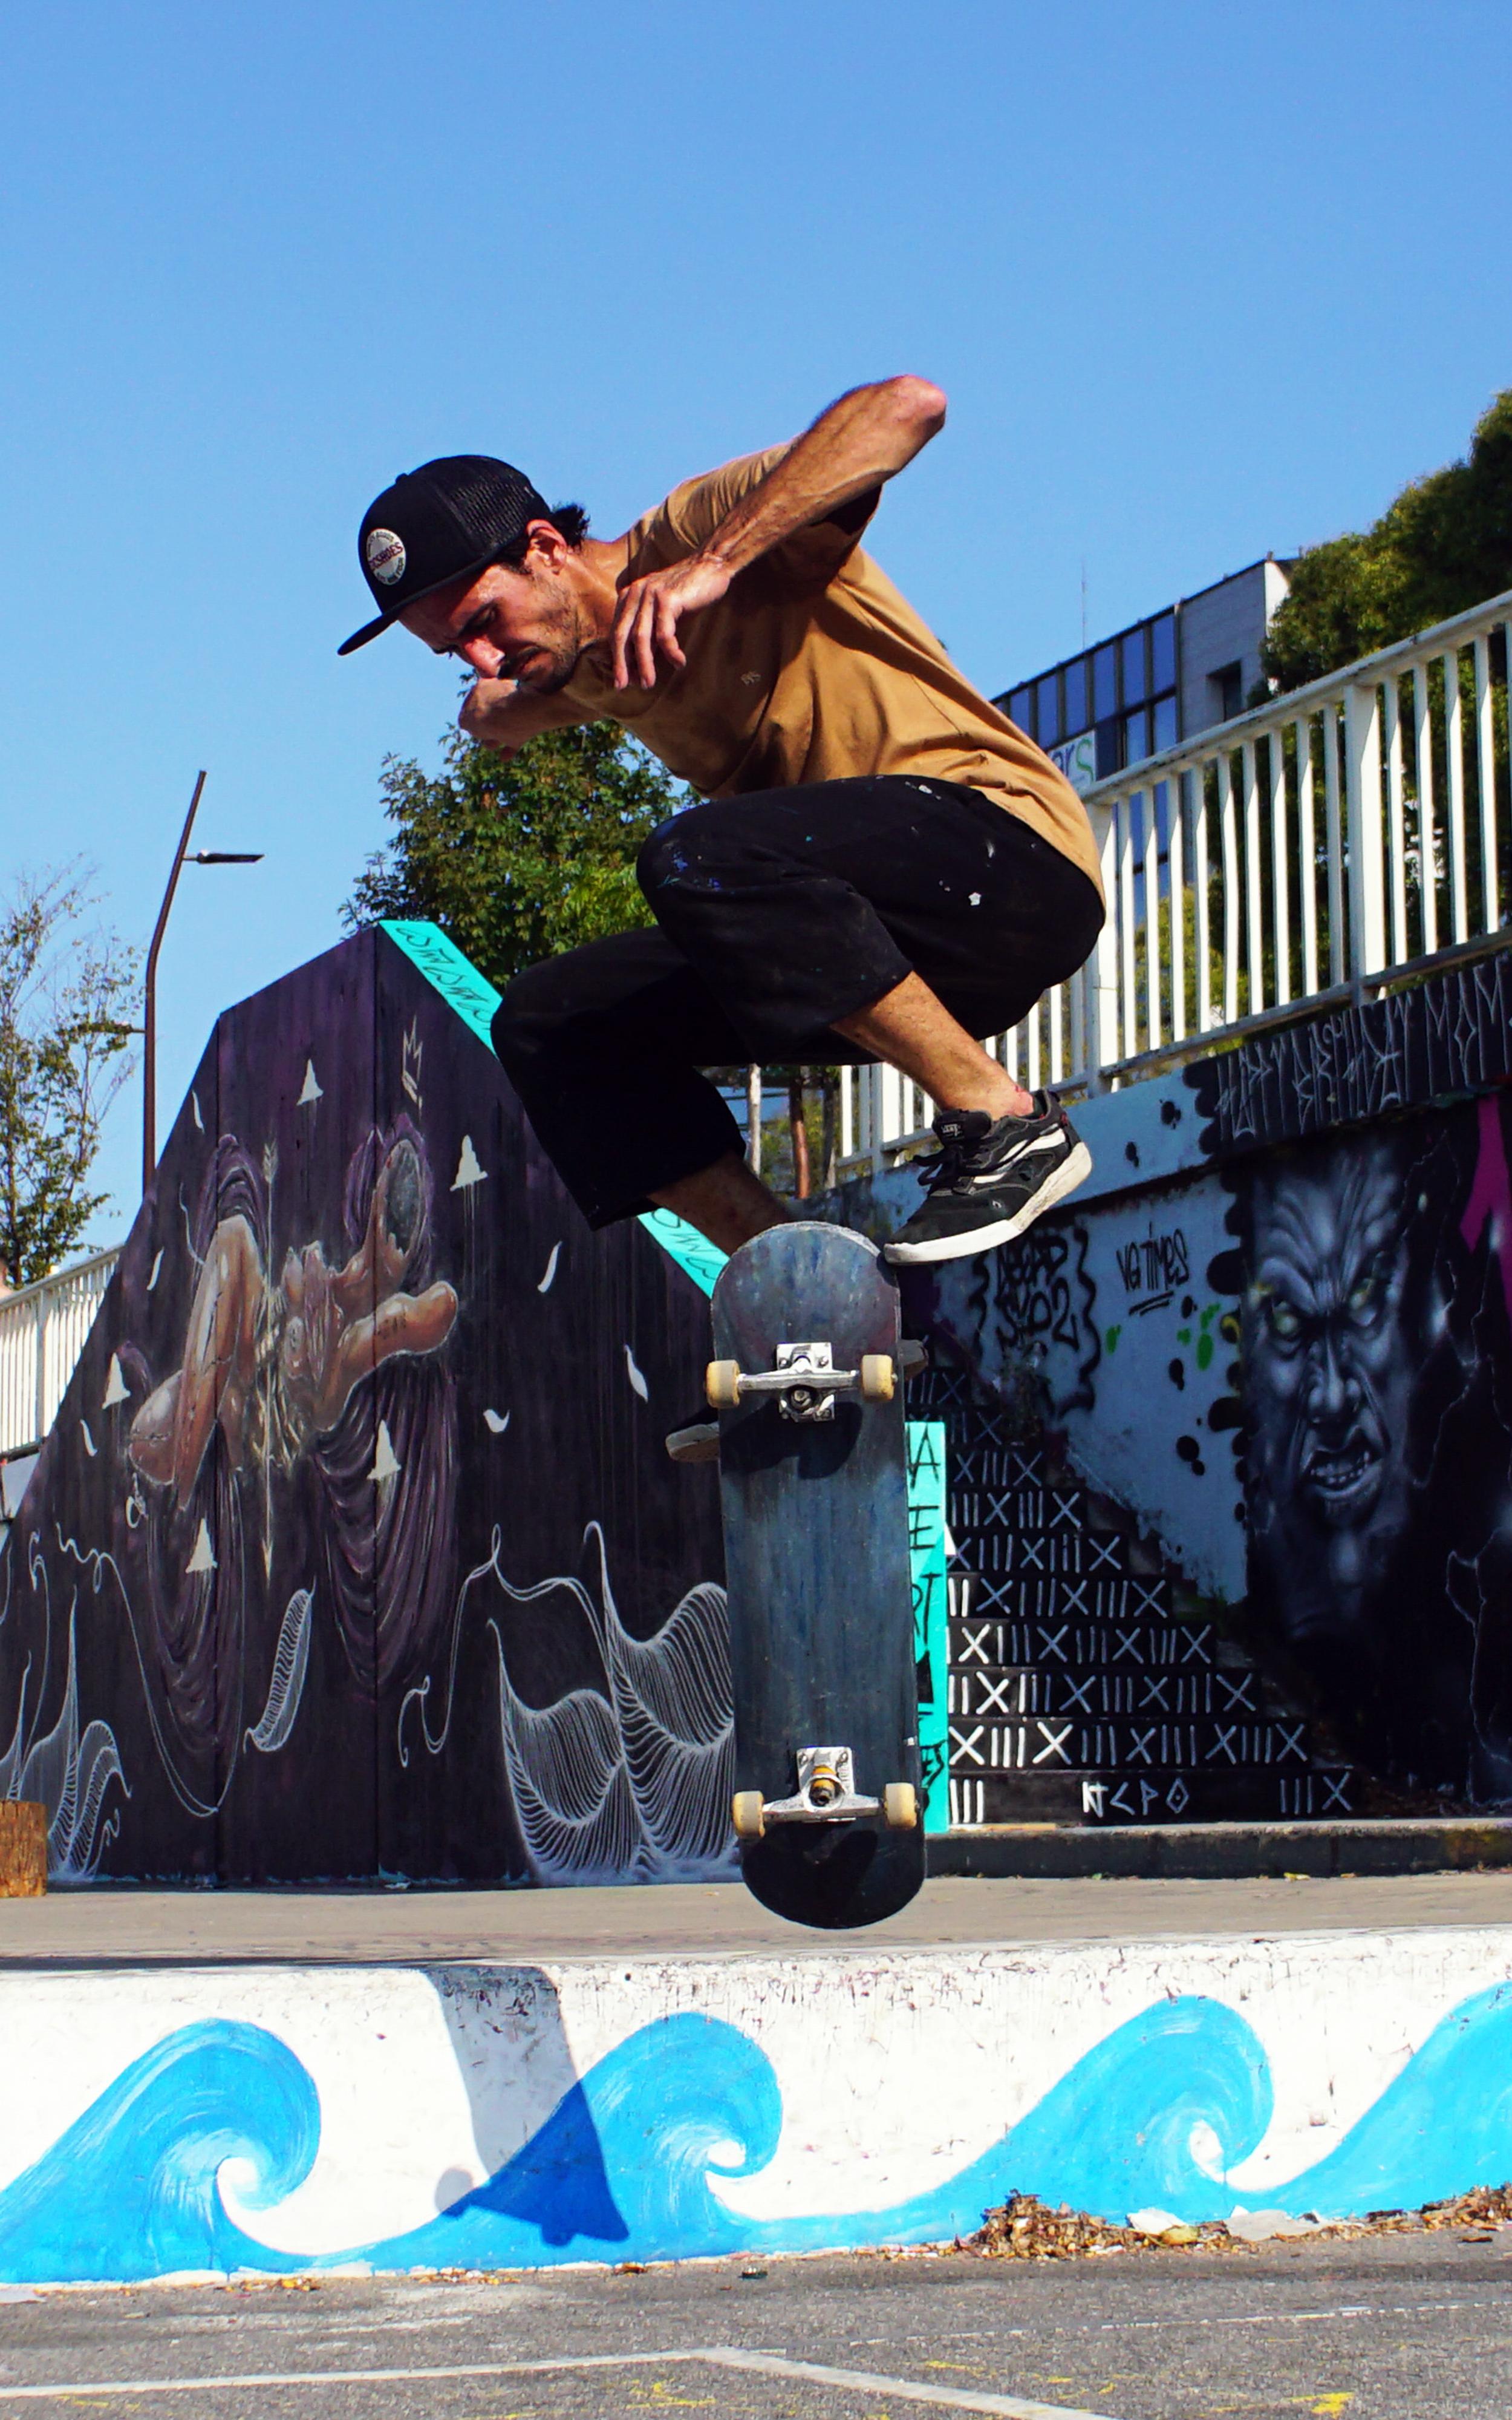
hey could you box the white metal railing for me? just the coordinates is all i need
[0,1248,122,1460]
[839,587,1512,1171]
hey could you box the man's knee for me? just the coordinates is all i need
[636,802,735,911]
[635,812,683,908]
[489,960,561,1073]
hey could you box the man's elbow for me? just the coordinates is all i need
[885,374,948,439]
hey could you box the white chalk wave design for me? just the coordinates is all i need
[0,1546,127,1880]
[469,1523,733,1883]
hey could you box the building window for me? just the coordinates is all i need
[1009,684,1034,735]
[1211,662,1243,724]
[1063,655,1090,734]
[1152,692,1179,754]
[1121,628,1148,708]
[1152,613,1176,694]
[1036,674,1060,747]
[1123,706,1152,768]
[1093,644,1117,721]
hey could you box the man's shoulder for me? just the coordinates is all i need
[625,448,790,563]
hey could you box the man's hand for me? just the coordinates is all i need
[610,550,732,691]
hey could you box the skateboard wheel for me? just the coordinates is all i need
[731,1790,766,1840]
[884,1782,918,1830]
[859,1353,895,1402]
[706,1359,742,1410]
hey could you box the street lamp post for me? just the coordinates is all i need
[142,771,264,1192]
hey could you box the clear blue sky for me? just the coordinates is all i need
[4,1,1509,1248]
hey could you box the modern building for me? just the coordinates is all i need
[995,557,1294,796]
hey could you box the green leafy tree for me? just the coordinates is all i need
[0,869,140,1287]
[1264,387,1512,692]
[345,720,688,987]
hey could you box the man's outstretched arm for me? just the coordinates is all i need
[610,374,947,690]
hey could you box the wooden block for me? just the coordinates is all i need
[0,1803,47,1897]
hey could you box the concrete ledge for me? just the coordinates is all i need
[928,1817,1512,1880]
[0,1920,1510,2284]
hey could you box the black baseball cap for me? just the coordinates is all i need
[339,454,552,654]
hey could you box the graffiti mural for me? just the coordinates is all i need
[0,924,732,1882]
[1193,947,1512,1157]
[1225,1100,1512,1799]
[846,941,1512,1817]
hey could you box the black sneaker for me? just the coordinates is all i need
[883,1094,1092,1265]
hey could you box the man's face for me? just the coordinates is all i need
[398,527,587,693]
[1245,1143,1413,1540]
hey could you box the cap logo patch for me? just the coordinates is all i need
[365,527,407,586]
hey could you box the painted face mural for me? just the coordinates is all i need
[1230,1104,1512,1801]
[1243,1140,1415,1629]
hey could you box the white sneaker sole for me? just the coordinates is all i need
[882,1140,1093,1266]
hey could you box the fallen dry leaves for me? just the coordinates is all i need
[961,2182,1512,2261]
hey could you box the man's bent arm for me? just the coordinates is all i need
[702,375,946,577]
[610,375,945,688]
[458,680,587,757]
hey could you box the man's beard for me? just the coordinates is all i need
[513,642,578,695]
[510,597,584,693]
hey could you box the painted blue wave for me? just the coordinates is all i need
[2,1980,1511,2283]
[0,2019,319,2283]
[359,2011,780,2269]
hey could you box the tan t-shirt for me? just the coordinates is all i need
[556,448,1103,899]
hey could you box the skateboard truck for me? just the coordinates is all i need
[731,1747,919,1839]
[706,1338,925,1421]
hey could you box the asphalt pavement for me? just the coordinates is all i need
[0,2229,1508,2418]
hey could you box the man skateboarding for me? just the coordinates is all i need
[340,376,1104,1267]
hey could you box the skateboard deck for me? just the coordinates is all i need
[708,1221,924,1929]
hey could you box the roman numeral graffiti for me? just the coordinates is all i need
[944,1718,1312,1773]
[948,1620,1218,1670]
[949,1776,986,1828]
[1277,1771,1352,1815]
[947,1667,1260,1719]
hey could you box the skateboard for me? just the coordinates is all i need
[706,1221,924,1930]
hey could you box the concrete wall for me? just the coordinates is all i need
[859,949,1512,1814]
[0,1928,1508,2281]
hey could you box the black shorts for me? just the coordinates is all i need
[490,774,1104,1228]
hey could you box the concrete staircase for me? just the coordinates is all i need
[911,1367,1357,1831]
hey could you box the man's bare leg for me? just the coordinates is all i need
[834,972,1031,1118]
[650,1151,792,1255]
[651,974,1032,1257]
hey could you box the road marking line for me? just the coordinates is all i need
[1110,2298,1510,2330]
[0,2353,673,2399]
[709,2347,1120,2418]
[0,2347,1121,2416]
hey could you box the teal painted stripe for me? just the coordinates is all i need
[380,921,502,1049]
[906,1418,950,1834]
[636,1209,728,1299]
